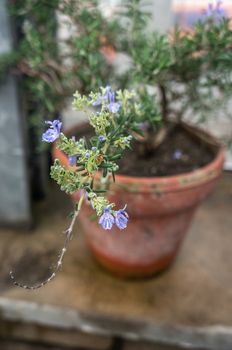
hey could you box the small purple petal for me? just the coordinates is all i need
[52,120,62,133]
[114,205,129,230]
[108,102,120,114]
[108,91,120,113]
[109,91,115,103]
[92,86,112,107]
[205,0,225,20]
[99,208,115,230]
[92,99,102,107]
[105,85,111,93]
[42,129,58,143]
[104,86,112,100]
[42,120,62,143]
[69,155,77,166]
[206,3,214,17]
[173,149,183,160]
[98,135,106,142]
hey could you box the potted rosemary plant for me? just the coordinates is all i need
[10,1,229,288]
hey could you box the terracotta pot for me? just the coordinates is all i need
[53,123,225,277]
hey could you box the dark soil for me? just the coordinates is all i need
[117,125,216,177]
[73,123,216,178]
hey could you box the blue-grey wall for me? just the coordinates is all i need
[0,0,31,226]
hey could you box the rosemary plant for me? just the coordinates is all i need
[10,86,142,289]
[10,0,232,289]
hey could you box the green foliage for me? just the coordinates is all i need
[51,159,83,194]
[88,192,113,216]
[0,52,19,81]
[130,33,172,84]
[0,0,124,148]
[121,0,232,129]
[58,134,85,156]
[2,0,232,145]
[72,87,141,140]
[51,87,139,217]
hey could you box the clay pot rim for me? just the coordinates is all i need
[52,122,225,193]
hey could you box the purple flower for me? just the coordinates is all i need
[114,205,129,230]
[104,85,112,98]
[99,207,115,230]
[92,86,112,107]
[173,149,183,160]
[98,135,106,142]
[108,91,120,114]
[205,1,225,20]
[42,120,62,143]
[92,99,102,107]
[92,86,120,114]
[69,155,77,166]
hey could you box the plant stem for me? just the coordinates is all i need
[159,84,168,125]
[10,192,86,290]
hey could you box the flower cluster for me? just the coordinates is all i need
[205,0,224,21]
[99,205,129,230]
[42,86,139,231]
[42,120,62,143]
[91,85,120,114]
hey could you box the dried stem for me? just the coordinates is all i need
[15,60,65,96]
[10,193,85,290]
[159,84,168,125]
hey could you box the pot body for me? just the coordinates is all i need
[53,124,225,277]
